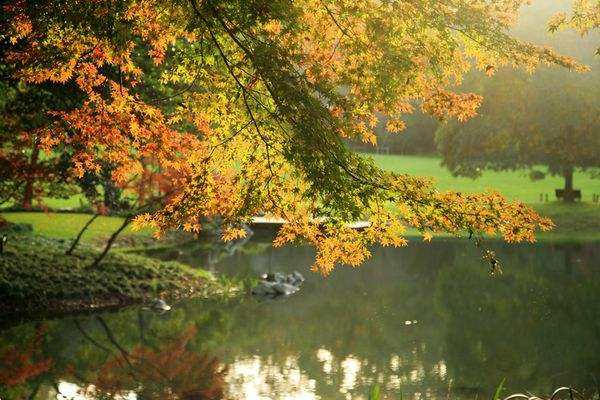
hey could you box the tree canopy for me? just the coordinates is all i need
[436,1,600,203]
[0,0,588,273]
[548,0,600,55]
[436,67,599,201]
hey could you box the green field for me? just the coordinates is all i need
[368,154,600,204]
[6,155,600,208]
[367,154,600,241]
[1,155,598,242]
[1,212,152,240]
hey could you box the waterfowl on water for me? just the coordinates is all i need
[252,271,305,297]
[150,299,171,311]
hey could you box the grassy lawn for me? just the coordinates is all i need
[1,212,152,240]
[41,194,90,209]
[533,202,600,241]
[1,155,598,242]
[367,154,600,241]
[368,154,600,204]
[6,155,598,208]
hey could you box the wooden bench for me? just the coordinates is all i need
[555,189,581,201]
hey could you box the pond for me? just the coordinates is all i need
[1,238,599,400]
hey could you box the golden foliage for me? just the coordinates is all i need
[2,0,574,273]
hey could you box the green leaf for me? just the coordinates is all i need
[369,384,382,400]
[493,378,506,400]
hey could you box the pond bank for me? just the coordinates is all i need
[1,201,598,317]
[0,230,235,318]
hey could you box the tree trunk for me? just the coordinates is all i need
[22,145,40,209]
[563,167,575,203]
[90,216,131,268]
[66,214,99,255]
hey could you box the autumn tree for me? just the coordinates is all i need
[0,61,79,209]
[1,0,588,273]
[548,0,600,55]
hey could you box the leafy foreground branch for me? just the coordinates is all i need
[0,234,231,316]
[2,0,589,274]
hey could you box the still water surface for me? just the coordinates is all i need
[1,239,599,399]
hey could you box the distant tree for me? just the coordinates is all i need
[436,68,600,202]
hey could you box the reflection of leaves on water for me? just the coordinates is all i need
[0,324,52,389]
[147,232,271,273]
[93,325,226,400]
[2,242,599,400]
[207,230,253,267]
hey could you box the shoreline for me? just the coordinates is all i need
[0,232,238,319]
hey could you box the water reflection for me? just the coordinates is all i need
[1,240,600,399]
[226,355,318,399]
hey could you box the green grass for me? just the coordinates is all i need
[368,154,600,241]
[0,212,152,240]
[367,154,600,204]
[1,155,598,242]
[41,194,89,209]
[533,202,600,242]
[5,155,600,207]
[0,234,218,314]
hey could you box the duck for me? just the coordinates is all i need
[252,271,305,297]
[150,299,171,312]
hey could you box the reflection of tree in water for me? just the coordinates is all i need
[204,230,254,271]
[207,242,463,399]
[0,312,227,400]
[436,242,600,395]
[147,233,271,274]
[1,241,599,400]
[0,324,53,399]
[209,242,600,398]
[92,323,225,399]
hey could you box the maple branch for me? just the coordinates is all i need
[318,0,355,40]
[205,10,383,195]
[73,41,102,71]
[191,0,534,242]
[198,9,278,191]
[146,70,203,104]
[205,119,253,156]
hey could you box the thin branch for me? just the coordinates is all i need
[66,213,99,255]
[74,319,111,353]
[318,0,355,40]
[89,215,131,268]
[146,70,202,104]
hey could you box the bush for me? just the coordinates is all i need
[529,170,546,181]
